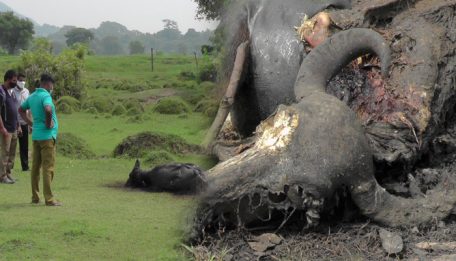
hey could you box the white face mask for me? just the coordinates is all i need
[17,81,26,89]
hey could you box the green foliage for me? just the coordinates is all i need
[126,106,143,116]
[129,41,145,55]
[154,97,190,115]
[18,45,86,99]
[57,133,96,159]
[82,97,114,113]
[113,131,200,158]
[0,12,34,54]
[56,96,81,114]
[198,62,218,82]
[65,28,94,46]
[99,36,123,55]
[31,38,52,52]
[144,151,176,166]
[111,104,127,116]
[0,47,7,56]
[179,71,196,81]
[195,98,219,118]
[194,0,230,20]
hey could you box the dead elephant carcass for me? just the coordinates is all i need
[191,25,456,240]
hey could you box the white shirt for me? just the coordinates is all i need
[12,86,30,125]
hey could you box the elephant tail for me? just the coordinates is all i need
[294,28,391,101]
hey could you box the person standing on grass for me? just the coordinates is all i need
[0,70,21,184]
[19,74,62,206]
[13,73,31,171]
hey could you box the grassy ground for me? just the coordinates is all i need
[0,54,218,260]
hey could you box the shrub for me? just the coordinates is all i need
[57,133,96,159]
[18,45,86,99]
[199,81,216,92]
[195,98,219,118]
[123,100,144,113]
[179,71,196,81]
[85,107,98,114]
[111,104,127,116]
[198,62,217,83]
[154,97,190,115]
[113,132,200,158]
[82,97,114,113]
[56,96,81,114]
[144,151,175,166]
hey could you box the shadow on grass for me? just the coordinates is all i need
[0,203,41,210]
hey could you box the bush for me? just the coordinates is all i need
[198,62,217,83]
[85,107,98,114]
[179,71,196,81]
[200,81,216,92]
[82,97,114,113]
[154,97,190,115]
[123,100,144,113]
[56,96,81,114]
[144,151,175,166]
[113,132,200,158]
[111,104,127,116]
[195,98,219,118]
[57,133,96,159]
[18,45,86,99]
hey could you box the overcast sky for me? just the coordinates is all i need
[1,0,216,33]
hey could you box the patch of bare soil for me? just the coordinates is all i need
[192,217,456,261]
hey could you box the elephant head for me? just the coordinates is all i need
[190,28,456,241]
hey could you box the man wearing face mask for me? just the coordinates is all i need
[19,74,61,206]
[0,70,21,184]
[13,73,30,171]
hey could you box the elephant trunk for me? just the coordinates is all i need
[294,28,391,101]
[350,177,456,227]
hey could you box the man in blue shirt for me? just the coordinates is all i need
[19,74,61,206]
[0,70,21,184]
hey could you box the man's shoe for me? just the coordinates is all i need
[22,168,30,172]
[1,177,14,184]
[45,201,63,207]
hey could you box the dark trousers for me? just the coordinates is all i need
[18,124,29,170]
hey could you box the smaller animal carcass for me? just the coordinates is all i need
[125,160,207,194]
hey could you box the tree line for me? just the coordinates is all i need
[0,11,213,55]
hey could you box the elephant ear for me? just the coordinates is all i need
[133,159,141,170]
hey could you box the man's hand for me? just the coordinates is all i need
[17,127,23,138]
[47,120,54,129]
[0,127,8,139]
[28,125,32,134]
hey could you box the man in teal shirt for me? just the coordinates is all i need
[19,74,61,206]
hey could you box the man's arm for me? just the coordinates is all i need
[0,116,8,138]
[44,105,54,129]
[18,107,33,126]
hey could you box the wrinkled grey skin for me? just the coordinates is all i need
[191,29,456,241]
[224,0,352,136]
[125,160,207,194]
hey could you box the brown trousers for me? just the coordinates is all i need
[31,139,56,204]
[0,132,18,178]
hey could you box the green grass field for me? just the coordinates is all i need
[0,54,218,260]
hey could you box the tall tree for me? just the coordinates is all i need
[65,28,94,46]
[162,19,179,30]
[99,36,123,55]
[193,0,229,20]
[0,12,34,54]
[129,41,145,55]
